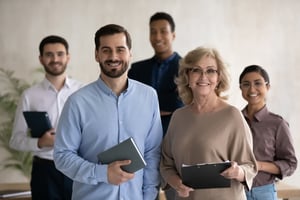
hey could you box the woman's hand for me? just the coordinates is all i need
[220,161,245,182]
[168,175,194,197]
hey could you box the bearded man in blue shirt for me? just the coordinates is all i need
[54,24,163,200]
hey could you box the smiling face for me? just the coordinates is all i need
[240,71,270,108]
[95,33,132,79]
[149,19,175,59]
[39,43,69,76]
[188,55,219,97]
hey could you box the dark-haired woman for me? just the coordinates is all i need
[239,65,297,200]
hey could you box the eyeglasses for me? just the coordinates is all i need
[188,67,218,77]
[240,81,268,89]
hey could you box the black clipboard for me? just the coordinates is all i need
[23,111,52,138]
[97,137,147,173]
[181,161,231,189]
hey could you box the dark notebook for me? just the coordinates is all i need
[181,161,231,189]
[23,111,52,138]
[97,137,147,173]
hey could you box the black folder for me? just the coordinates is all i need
[23,111,52,138]
[181,161,231,189]
[97,137,147,173]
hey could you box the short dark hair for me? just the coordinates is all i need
[150,12,175,32]
[94,24,132,50]
[39,35,69,55]
[239,65,270,84]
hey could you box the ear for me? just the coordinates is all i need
[39,55,43,65]
[95,49,99,62]
[172,32,176,41]
[129,50,133,58]
[66,53,70,63]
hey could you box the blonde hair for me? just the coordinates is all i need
[175,46,230,105]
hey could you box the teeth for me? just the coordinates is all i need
[108,62,120,67]
[249,94,258,97]
[197,83,209,86]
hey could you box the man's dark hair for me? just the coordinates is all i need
[39,35,69,55]
[94,24,132,50]
[239,65,270,84]
[150,12,175,32]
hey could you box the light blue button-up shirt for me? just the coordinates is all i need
[54,78,163,200]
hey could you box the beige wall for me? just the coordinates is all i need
[0,0,299,187]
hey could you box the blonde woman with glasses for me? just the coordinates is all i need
[160,46,257,200]
[239,65,297,200]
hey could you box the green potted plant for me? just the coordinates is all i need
[0,68,32,178]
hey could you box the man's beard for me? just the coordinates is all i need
[43,62,67,76]
[100,60,128,78]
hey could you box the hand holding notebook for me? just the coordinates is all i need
[23,111,53,138]
[97,137,146,173]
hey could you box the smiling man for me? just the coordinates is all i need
[53,24,163,200]
[128,12,183,136]
[9,35,83,200]
[128,12,183,200]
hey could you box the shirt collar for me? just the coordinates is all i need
[64,77,71,88]
[41,76,70,90]
[242,105,268,122]
[97,77,130,96]
[155,52,177,65]
[254,105,269,121]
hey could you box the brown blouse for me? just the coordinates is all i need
[242,105,297,187]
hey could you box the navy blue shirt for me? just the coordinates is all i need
[128,52,184,135]
[151,53,177,90]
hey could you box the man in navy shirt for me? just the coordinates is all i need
[128,12,183,200]
[128,12,183,136]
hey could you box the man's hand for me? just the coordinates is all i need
[37,128,55,148]
[107,160,135,185]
